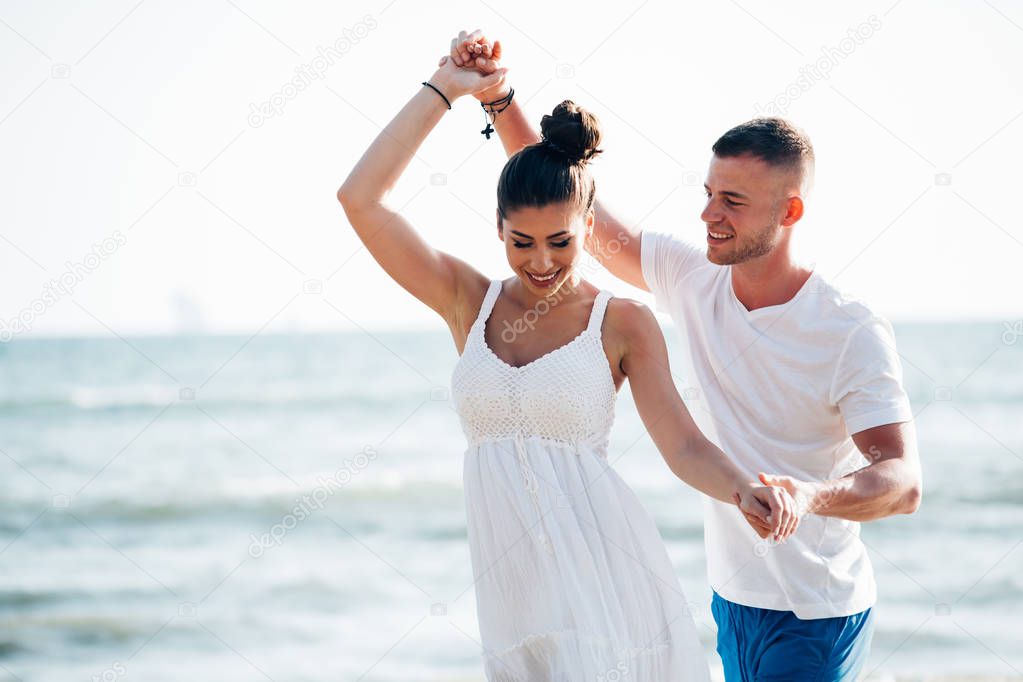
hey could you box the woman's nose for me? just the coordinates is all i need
[532,250,554,272]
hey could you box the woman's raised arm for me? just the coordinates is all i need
[336,58,507,324]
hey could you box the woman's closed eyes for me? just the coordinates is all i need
[512,238,572,249]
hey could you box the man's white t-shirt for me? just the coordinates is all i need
[641,230,914,619]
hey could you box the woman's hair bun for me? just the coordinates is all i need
[538,100,602,165]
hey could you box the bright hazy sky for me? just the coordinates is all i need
[2,0,1021,338]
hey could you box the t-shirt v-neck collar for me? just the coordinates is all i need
[726,265,819,321]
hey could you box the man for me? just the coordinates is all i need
[445,29,923,680]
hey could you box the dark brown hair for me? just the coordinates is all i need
[496,100,603,220]
[712,117,814,177]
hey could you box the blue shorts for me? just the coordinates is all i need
[711,592,875,682]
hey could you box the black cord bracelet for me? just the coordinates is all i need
[479,87,515,139]
[421,81,452,110]
[481,88,515,113]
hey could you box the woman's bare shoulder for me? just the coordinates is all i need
[604,296,659,333]
[448,265,495,352]
[603,296,666,354]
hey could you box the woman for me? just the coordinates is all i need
[337,55,797,680]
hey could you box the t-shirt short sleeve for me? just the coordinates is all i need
[640,230,704,313]
[829,316,914,435]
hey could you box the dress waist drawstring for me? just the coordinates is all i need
[513,432,554,554]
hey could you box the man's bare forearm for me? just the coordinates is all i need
[809,459,921,521]
[491,99,540,157]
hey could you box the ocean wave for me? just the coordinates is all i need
[0,587,166,610]
[2,612,154,645]
[0,384,428,413]
[652,523,704,541]
[0,589,66,609]
[0,475,467,525]
[5,389,1022,416]
[962,489,1023,506]
[0,639,29,658]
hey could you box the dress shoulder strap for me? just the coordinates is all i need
[586,289,613,335]
[469,279,503,337]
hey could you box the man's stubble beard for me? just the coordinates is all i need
[707,207,784,266]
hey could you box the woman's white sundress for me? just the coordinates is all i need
[451,279,711,681]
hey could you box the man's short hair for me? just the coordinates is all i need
[712,118,814,190]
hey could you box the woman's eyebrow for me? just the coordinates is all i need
[510,230,570,239]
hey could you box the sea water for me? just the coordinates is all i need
[0,322,1019,680]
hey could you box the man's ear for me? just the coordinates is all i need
[781,196,804,228]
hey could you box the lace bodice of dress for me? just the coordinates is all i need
[451,279,617,453]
